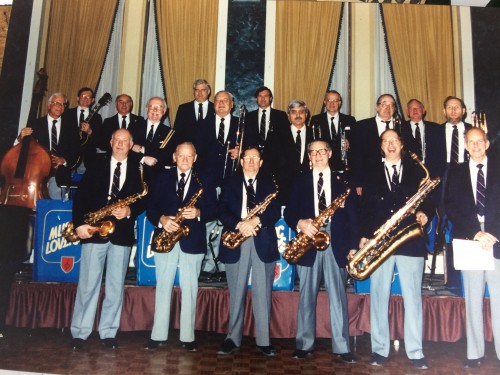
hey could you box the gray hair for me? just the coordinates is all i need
[48,92,68,105]
[287,99,309,117]
[192,79,211,94]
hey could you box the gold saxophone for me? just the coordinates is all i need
[347,152,440,280]
[62,182,148,243]
[153,182,203,253]
[283,177,350,264]
[221,182,279,250]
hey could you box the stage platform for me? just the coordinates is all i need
[4,269,494,343]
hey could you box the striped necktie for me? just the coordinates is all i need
[111,162,121,199]
[476,163,486,217]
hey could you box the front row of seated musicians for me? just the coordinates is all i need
[13,86,500,370]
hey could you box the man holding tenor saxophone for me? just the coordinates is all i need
[216,146,281,356]
[352,129,434,369]
[70,129,145,350]
[283,140,358,362]
[144,142,218,351]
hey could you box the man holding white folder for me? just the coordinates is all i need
[445,127,500,369]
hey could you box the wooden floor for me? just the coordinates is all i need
[0,327,499,375]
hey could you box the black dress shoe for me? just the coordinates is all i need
[143,339,167,350]
[101,338,118,349]
[257,345,277,357]
[411,357,429,369]
[181,341,198,352]
[70,338,85,350]
[464,358,483,369]
[335,352,356,363]
[292,349,312,359]
[217,339,239,355]
[369,352,387,366]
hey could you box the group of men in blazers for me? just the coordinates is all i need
[12,78,500,369]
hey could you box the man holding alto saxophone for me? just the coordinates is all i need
[283,140,358,362]
[70,129,145,350]
[217,146,281,356]
[144,142,217,352]
[352,129,434,369]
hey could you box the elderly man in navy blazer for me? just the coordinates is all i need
[70,129,145,350]
[310,90,356,172]
[216,146,281,357]
[173,79,215,143]
[445,127,500,369]
[354,129,433,369]
[144,142,218,352]
[284,139,358,363]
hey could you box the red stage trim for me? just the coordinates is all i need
[6,282,492,342]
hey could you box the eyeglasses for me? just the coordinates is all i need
[79,94,93,99]
[49,101,65,108]
[148,104,165,111]
[242,156,261,161]
[382,138,401,145]
[378,102,395,109]
[177,154,195,159]
[326,99,341,104]
[309,149,328,157]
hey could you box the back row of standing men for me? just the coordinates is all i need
[15,80,500,369]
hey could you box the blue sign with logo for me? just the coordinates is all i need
[33,199,81,282]
[136,211,295,291]
[354,265,402,295]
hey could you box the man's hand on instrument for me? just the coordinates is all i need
[229,145,239,160]
[76,224,95,239]
[182,207,199,220]
[51,155,66,168]
[237,217,259,237]
[347,248,358,260]
[359,237,369,249]
[474,231,498,250]
[18,127,33,141]
[132,144,144,153]
[160,215,180,233]
[80,121,92,135]
[143,156,158,166]
[415,211,428,226]
[112,206,130,220]
[297,219,317,238]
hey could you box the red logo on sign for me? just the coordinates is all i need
[61,256,75,273]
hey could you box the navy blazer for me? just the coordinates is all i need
[400,120,439,161]
[265,124,314,204]
[245,108,289,150]
[196,114,255,187]
[445,159,500,259]
[96,113,141,153]
[147,168,218,254]
[310,112,356,172]
[31,115,81,169]
[359,156,435,258]
[173,100,215,143]
[72,156,146,246]
[129,118,179,184]
[425,122,472,180]
[284,170,358,268]
[218,172,280,264]
[350,117,382,188]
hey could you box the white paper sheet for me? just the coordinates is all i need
[453,239,494,271]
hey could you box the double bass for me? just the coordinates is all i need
[0,68,52,209]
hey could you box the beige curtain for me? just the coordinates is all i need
[383,4,455,123]
[155,0,218,123]
[0,5,12,76]
[275,0,342,115]
[43,0,116,108]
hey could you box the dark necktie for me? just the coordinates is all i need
[111,162,121,199]
[246,178,256,211]
[79,109,85,125]
[51,120,58,153]
[391,165,399,192]
[198,103,203,121]
[318,172,326,213]
[414,123,423,159]
[295,129,301,154]
[384,120,391,130]
[451,125,459,165]
[177,172,186,203]
[330,116,337,143]
[260,110,267,141]
[121,115,127,129]
[146,124,154,144]
[218,118,225,144]
[476,164,486,217]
